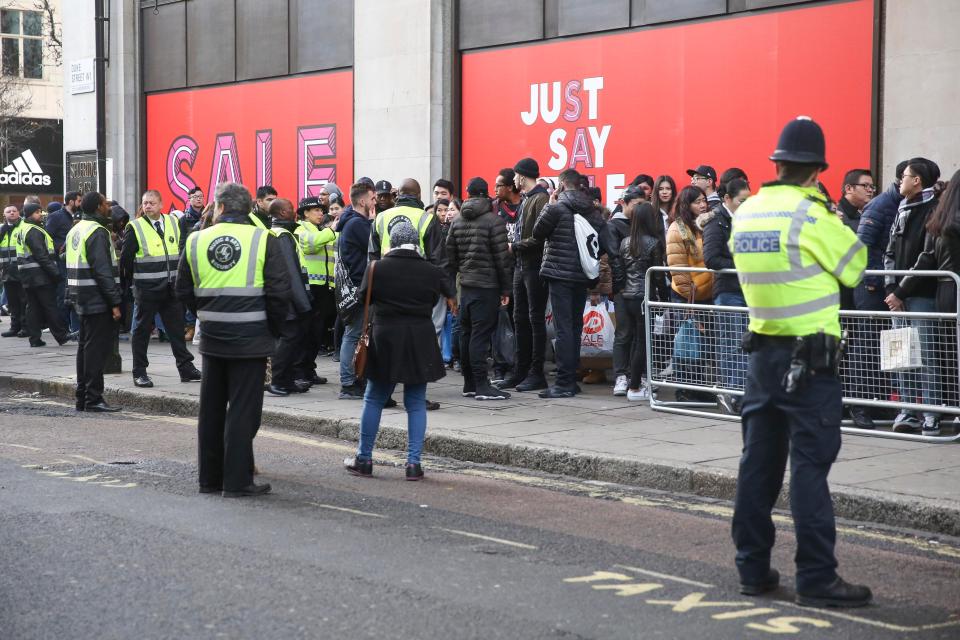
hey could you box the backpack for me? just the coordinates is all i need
[573,214,600,279]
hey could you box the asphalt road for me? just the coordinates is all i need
[0,392,958,640]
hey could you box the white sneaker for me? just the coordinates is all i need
[613,375,628,396]
[627,383,650,402]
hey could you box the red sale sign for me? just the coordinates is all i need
[461,0,874,203]
[146,71,353,211]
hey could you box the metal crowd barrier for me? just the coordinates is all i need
[643,266,960,443]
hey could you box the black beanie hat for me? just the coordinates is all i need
[513,157,540,179]
[22,203,42,218]
[466,177,488,198]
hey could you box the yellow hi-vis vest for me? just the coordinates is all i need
[65,219,120,296]
[0,220,19,276]
[270,224,311,294]
[295,219,337,287]
[730,184,866,338]
[249,211,269,229]
[14,221,54,273]
[129,214,181,292]
[374,205,431,256]
[185,223,268,333]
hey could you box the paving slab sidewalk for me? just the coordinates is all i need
[1,335,958,536]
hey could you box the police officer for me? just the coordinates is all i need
[730,117,871,607]
[14,202,70,346]
[120,190,201,387]
[0,205,27,338]
[368,178,444,264]
[66,192,123,413]
[266,197,313,396]
[294,196,336,385]
[176,182,291,497]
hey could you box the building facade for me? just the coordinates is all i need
[59,0,960,211]
[0,0,63,207]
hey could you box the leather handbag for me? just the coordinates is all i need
[352,261,376,381]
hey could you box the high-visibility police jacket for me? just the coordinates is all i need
[0,221,19,281]
[185,222,269,343]
[373,205,431,256]
[128,214,181,295]
[66,219,122,314]
[249,211,269,230]
[295,220,337,288]
[16,221,58,287]
[731,183,866,338]
[270,224,311,295]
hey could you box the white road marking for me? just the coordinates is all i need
[305,502,387,519]
[435,527,538,550]
[615,564,715,588]
[774,599,960,633]
[0,442,41,451]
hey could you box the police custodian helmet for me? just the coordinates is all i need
[769,116,828,170]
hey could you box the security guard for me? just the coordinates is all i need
[730,117,871,607]
[15,202,69,346]
[176,182,290,497]
[120,190,201,387]
[294,196,336,385]
[368,178,444,264]
[0,205,27,338]
[266,197,313,396]
[66,192,123,412]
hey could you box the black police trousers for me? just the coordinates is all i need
[75,311,115,407]
[24,284,67,344]
[197,355,266,492]
[131,294,194,377]
[4,279,26,333]
[732,341,842,592]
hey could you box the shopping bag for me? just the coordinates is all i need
[493,307,516,367]
[580,301,615,358]
[672,317,703,364]
[879,326,922,372]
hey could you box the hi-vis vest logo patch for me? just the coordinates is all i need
[0,149,52,187]
[208,236,241,271]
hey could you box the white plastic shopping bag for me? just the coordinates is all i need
[580,300,615,358]
[879,327,922,372]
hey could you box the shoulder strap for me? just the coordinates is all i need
[361,260,376,329]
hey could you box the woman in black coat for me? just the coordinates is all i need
[344,221,454,480]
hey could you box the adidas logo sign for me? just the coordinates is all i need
[0,149,52,187]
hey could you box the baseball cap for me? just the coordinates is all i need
[686,165,717,182]
[375,180,393,195]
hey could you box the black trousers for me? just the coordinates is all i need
[131,294,194,377]
[298,285,336,377]
[625,297,648,389]
[513,267,549,378]
[732,342,841,592]
[24,284,67,343]
[197,355,266,492]
[4,279,26,332]
[273,314,308,389]
[76,311,116,407]
[546,278,587,390]
[459,286,500,388]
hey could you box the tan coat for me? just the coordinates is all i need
[666,220,714,302]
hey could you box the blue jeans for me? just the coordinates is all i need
[441,310,454,363]
[894,296,939,418]
[338,313,365,387]
[357,378,427,464]
[714,292,748,390]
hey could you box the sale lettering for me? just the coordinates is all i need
[165,125,337,209]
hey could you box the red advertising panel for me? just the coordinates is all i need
[462,0,874,203]
[146,71,353,212]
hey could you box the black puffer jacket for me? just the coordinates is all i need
[885,189,939,300]
[700,205,741,298]
[445,197,513,294]
[533,189,608,284]
[620,235,668,301]
[605,213,630,293]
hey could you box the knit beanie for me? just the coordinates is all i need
[513,157,540,179]
[389,220,419,250]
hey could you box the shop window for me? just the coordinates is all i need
[0,9,43,79]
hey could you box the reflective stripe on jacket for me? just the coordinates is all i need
[295,220,337,287]
[129,214,181,293]
[731,184,866,338]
